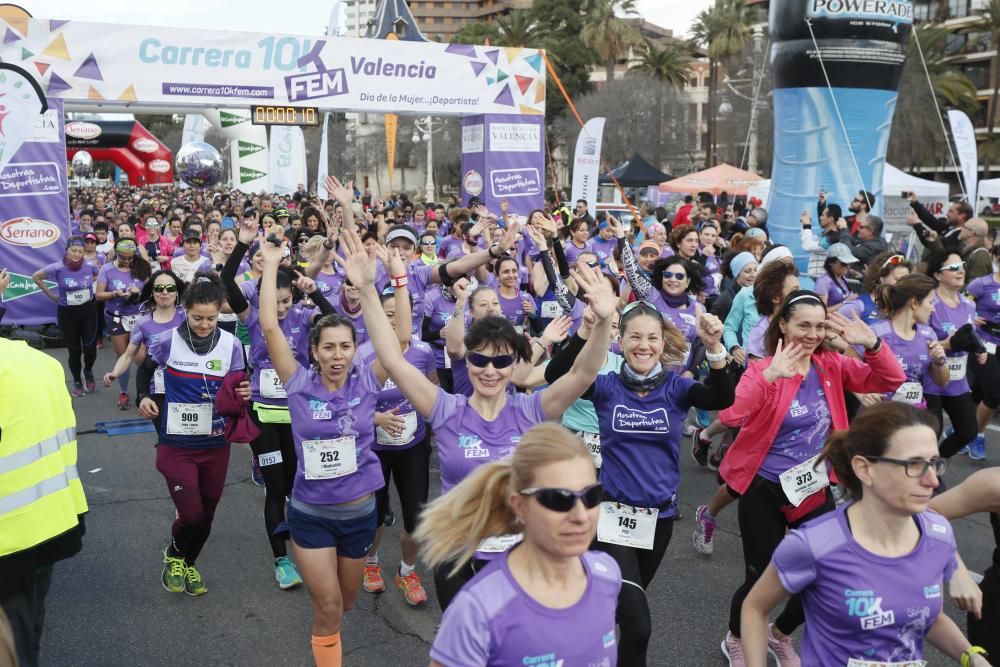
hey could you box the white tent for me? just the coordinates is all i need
[748,164,949,208]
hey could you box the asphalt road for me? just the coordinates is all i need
[30,345,998,666]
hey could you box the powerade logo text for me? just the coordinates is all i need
[809,0,914,22]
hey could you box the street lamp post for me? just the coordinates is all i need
[411,115,436,202]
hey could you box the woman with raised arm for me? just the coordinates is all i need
[346,225,618,611]
[256,232,406,667]
[743,402,990,667]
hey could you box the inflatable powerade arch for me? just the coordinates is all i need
[64,119,174,184]
[767,0,913,269]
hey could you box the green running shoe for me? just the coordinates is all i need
[184,564,208,596]
[274,556,302,590]
[161,552,186,593]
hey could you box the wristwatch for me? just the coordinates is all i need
[323,238,335,250]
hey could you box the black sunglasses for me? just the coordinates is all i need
[662,271,687,281]
[863,455,946,478]
[519,483,603,512]
[152,284,177,293]
[467,351,515,369]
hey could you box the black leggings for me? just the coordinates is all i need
[374,436,430,533]
[926,393,979,457]
[248,407,297,559]
[437,367,453,393]
[729,476,834,637]
[434,557,487,611]
[969,563,1000,658]
[591,516,674,667]
[970,352,1000,410]
[57,303,98,383]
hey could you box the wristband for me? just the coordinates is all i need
[961,646,987,667]
[532,338,546,352]
[323,238,334,250]
[705,348,727,363]
[391,276,408,289]
[864,337,882,353]
[488,243,502,259]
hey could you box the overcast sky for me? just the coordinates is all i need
[30,0,711,40]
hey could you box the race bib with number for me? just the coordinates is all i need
[477,533,524,553]
[779,454,830,507]
[540,301,561,319]
[302,436,358,480]
[257,450,283,467]
[597,502,658,550]
[166,402,213,436]
[846,660,926,667]
[66,289,91,306]
[947,354,968,382]
[892,381,923,405]
[581,431,602,468]
[120,314,139,332]
[153,368,165,395]
[376,411,418,446]
[259,368,287,399]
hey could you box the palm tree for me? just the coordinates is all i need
[495,9,544,47]
[580,0,643,82]
[690,0,751,166]
[969,0,1000,179]
[629,39,694,168]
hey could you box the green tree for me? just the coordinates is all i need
[580,0,642,83]
[969,0,1000,178]
[690,0,751,166]
[628,39,694,168]
[495,9,544,47]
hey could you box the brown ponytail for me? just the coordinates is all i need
[873,274,937,318]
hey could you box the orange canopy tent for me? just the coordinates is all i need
[658,163,764,196]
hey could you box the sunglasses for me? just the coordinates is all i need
[863,455,946,478]
[880,254,905,269]
[152,284,177,293]
[940,261,965,272]
[585,260,599,268]
[662,271,687,281]
[467,351,516,369]
[420,240,436,246]
[519,483,604,512]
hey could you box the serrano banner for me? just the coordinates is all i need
[766,0,912,269]
[461,114,545,218]
[571,117,606,216]
[1,19,547,116]
[0,99,71,325]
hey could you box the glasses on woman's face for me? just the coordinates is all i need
[420,240,436,246]
[863,455,946,478]
[152,284,177,294]
[467,351,515,369]
[940,261,965,272]
[519,483,603,512]
[662,271,687,281]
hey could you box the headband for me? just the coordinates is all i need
[115,239,137,254]
[67,237,85,249]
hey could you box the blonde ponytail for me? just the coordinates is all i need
[414,422,592,574]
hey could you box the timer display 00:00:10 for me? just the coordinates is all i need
[251,105,320,126]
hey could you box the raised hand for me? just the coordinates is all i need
[451,277,470,304]
[257,232,286,267]
[497,220,521,254]
[325,175,354,208]
[334,227,376,289]
[523,223,547,250]
[606,215,626,239]
[386,246,407,279]
[293,273,317,295]
[696,312,724,349]
[572,264,616,321]
[237,217,257,245]
[826,310,877,349]
[540,314,572,347]
[764,339,809,383]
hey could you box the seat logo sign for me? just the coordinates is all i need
[285,41,348,102]
[0,216,60,248]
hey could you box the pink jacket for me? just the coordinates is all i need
[719,344,905,496]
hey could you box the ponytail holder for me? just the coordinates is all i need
[196,276,213,284]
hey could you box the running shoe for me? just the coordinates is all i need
[184,564,208,596]
[363,564,385,593]
[683,421,696,436]
[96,337,104,350]
[721,632,746,667]
[71,382,85,398]
[161,550,186,593]
[693,505,717,556]
[767,623,801,667]
[708,443,730,472]
[394,569,428,606]
[968,435,987,461]
[84,371,96,394]
[691,428,711,468]
[695,408,711,428]
[251,455,265,487]
[274,556,302,589]
[117,392,130,410]
[383,506,396,527]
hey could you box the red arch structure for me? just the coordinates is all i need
[65,119,173,185]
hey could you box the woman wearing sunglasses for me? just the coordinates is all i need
[350,225,617,612]
[32,236,102,397]
[96,239,152,410]
[964,242,1000,461]
[742,402,989,667]
[103,270,185,402]
[221,220,339,591]
[544,299,734,666]
[418,233,440,265]
[419,423,622,667]
[923,251,984,460]
[718,291,905,664]
[850,251,912,324]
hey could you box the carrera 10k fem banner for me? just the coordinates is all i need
[0,18,546,117]
[767,0,913,269]
[0,98,71,325]
[461,114,545,220]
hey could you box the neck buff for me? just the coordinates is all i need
[63,255,85,271]
[178,320,219,355]
[621,360,665,393]
[661,291,689,308]
[340,290,361,316]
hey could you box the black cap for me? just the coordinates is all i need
[468,196,484,207]
[183,230,202,243]
[274,207,290,218]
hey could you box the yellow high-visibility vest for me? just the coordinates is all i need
[0,339,88,558]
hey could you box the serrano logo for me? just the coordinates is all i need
[149,159,171,174]
[64,121,102,140]
[132,138,158,153]
[0,217,60,248]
